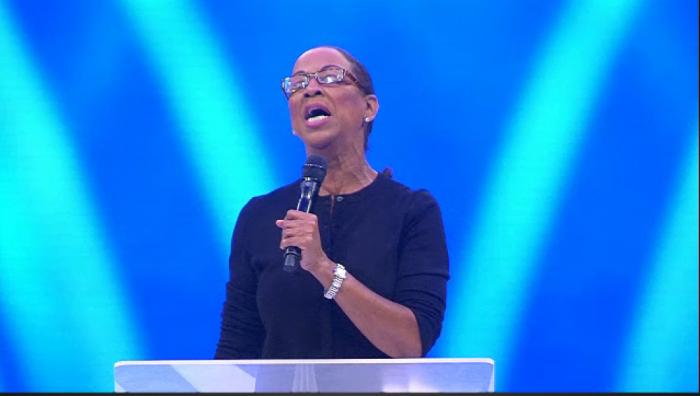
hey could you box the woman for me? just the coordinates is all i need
[214,46,449,359]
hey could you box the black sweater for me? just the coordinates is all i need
[214,173,450,359]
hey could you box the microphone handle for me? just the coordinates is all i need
[283,246,301,272]
[283,178,320,273]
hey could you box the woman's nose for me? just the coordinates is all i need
[304,77,323,97]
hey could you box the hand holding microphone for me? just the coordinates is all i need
[278,155,327,273]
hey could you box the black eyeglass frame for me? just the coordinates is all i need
[281,67,361,99]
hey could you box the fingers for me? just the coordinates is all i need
[284,209,316,221]
[280,222,315,238]
[277,211,319,251]
[279,222,314,248]
[280,234,315,250]
[276,210,318,230]
[277,211,327,272]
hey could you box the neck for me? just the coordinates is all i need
[310,146,377,196]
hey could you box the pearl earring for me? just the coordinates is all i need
[364,117,371,122]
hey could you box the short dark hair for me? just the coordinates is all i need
[322,46,375,152]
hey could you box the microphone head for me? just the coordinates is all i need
[303,154,327,182]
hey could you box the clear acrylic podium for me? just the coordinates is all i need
[114,358,495,392]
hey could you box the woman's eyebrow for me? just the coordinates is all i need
[292,64,342,76]
[319,64,342,71]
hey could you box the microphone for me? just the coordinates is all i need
[283,154,328,273]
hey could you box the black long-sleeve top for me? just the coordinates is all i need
[214,173,450,359]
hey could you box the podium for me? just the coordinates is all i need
[114,358,495,392]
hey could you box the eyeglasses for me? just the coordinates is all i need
[281,67,360,99]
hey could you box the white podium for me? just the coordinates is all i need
[114,358,495,392]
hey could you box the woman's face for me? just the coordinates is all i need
[287,47,376,152]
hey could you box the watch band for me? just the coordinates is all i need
[323,263,347,300]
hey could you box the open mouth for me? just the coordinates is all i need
[305,105,332,122]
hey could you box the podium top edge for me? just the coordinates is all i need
[114,357,494,368]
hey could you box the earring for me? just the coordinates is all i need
[292,130,297,135]
[364,117,371,122]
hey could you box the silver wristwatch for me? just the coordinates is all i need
[323,263,347,299]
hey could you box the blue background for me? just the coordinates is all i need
[0,0,697,392]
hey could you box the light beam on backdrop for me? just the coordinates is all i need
[445,0,642,388]
[117,0,276,260]
[0,3,145,391]
[617,126,699,393]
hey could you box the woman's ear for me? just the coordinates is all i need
[364,94,379,122]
